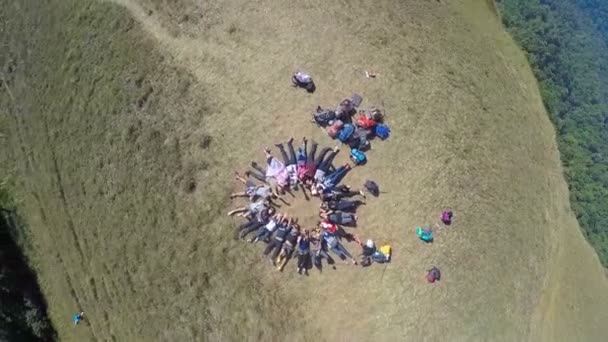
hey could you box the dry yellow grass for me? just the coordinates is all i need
[1,0,608,341]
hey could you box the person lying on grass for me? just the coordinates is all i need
[250,213,285,243]
[263,216,292,261]
[231,171,275,201]
[227,198,270,217]
[276,224,300,271]
[320,198,365,212]
[236,207,276,240]
[321,226,358,265]
[248,147,290,196]
[310,229,335,272]
[319,184,366,201]
[296,229,311,275]
[274,138,301,191]
[319,210,357,227]
[311,163,355,196]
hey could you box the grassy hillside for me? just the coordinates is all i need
[1,0,607,341]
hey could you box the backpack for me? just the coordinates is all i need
[326,120,344,139]
[379,245,391,261]
[416,227,433,243]
[355,114,377,129]
[426,267,441,283]
[364,180,380,197]
[441,210,453,225]
[350,149,367,165]
[314,110,337,126]
[338,123,355,143]
[375,124,391,140]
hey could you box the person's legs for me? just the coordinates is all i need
[248,170,266,182]
[251,161,266,174]
[308,141,318,162]
[318,151,338,171]
[333,243,353,259]
[230,191,249,199]
[227,207,248,216]
[264,239,280,256]
[275,143,290,165]
[333,191,361,200]
[325,165,349,186]
[313,147,332,167]
[287,139,297,165]
[240,221,264,239]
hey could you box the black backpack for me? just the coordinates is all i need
[314,109,337,126]
[364,180,380,197]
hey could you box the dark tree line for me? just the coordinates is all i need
[0,188,56,341]
[498,0,608,266]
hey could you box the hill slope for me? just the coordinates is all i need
[1,0,607,340]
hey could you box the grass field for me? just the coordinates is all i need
[1,0,608,340]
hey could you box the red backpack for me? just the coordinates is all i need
[355,115,377,129]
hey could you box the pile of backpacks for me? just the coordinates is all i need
[312,94,391,165]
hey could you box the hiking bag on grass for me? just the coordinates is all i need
[416,227,433,243]
[350,149,366,165]
[355,115,377,129]
[350,94,363,108]
[375,124,391,140]
[338,123,355,143]
[326,120,344,139]
[364,180,379,197]
[314,109,337,126]
[441,210,453,225]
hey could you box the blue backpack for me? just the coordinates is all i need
[375,124,391,140]
[416,227,433,243]
[350,149,366,165]
[338,124,355,143]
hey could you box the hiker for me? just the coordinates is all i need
[250,213,283,243]
[319,210,357,226]
[319,163,352,192]
[311,230,334,271]
[313,146,340,183]
[322,230,357,265]
[296,230,311,274]
[359,239,376,266]
[276,225,300,270]
[292,71,315,92]
[320,185,365,201]
[275,138,300,190]
[227,198,269,217]
[297,137,333,184]
[426,267,441,283]
[237,207,275,239]
[321,198,365,212]
[73,311,84,325]
[262,148,290,194]
[230,172,273,200]
[263,217,292,260]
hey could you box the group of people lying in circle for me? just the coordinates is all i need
[227,137,375,274]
